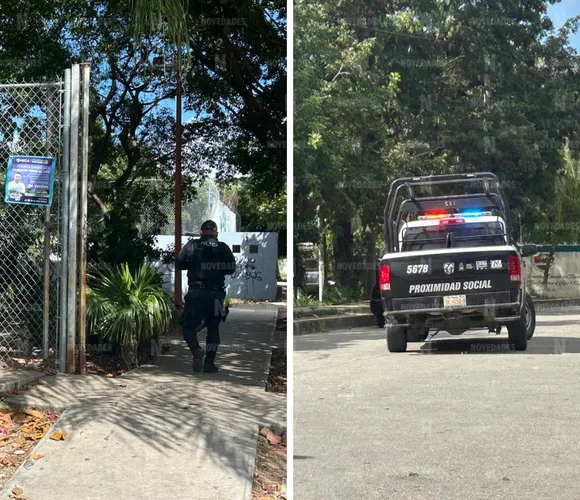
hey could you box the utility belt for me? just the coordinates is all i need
[188,282,225,291]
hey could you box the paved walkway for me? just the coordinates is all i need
[0,304,286,500]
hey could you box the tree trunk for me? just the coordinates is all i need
[364,226,376,298]
[293,240,305,298]
[121,340,138,370]
[332,212,353,287]
[542,243,556,292]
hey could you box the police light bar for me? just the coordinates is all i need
[460,210,492,217]
[418,210,492,220]
[418,212,452,220]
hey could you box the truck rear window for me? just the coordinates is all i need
[401,222,505,251]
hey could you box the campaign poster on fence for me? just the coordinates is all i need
[4,156,56,206]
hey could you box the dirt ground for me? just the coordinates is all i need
[0,403,61,497]
[252,426,287,500]
[265,348,287,393]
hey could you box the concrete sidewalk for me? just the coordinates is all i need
[1,304,286,500]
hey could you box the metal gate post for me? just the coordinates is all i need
[43,85,56,359]
[78,63,90,375]
[66,64,80,373]
[59,69,71,373]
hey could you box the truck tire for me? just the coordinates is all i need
[507,315,528,351]
[387,325,407,352]
[525,294,536,340]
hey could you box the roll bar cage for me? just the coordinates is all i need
[383,173,512,252]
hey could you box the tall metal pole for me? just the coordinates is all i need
[317,206,324,303]
[78,63,90,375]
[43,86,56,359]
[59,69,71,373]
[174,65,183,311]
[67,63,80,374]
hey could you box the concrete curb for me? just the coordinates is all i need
[0,371,44,397]
[0,409,66,498]
[534,298,580,311]
[242,424,260,500]
[244,423,287,500]
[293,298,580,335]
[293,314,376,335]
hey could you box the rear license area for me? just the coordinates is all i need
[443,295,466,308]
[390,291,513,312]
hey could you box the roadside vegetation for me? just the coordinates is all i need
[295,0,580,302]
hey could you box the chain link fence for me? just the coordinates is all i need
[136,179,236,236]
[0,83,63,366]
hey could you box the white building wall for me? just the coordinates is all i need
[154,232,278,301]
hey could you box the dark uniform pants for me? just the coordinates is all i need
[180,288,225,363]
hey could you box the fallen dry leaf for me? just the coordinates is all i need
[24,409,44,419]
[0,413,12,424]
[117,384,127,388]
[30,453,44,460]
[49,430,67,441]
[265,431,282,446]
[11,487,23,495]
[12,413,28,424]
[104,435,109,441]
[105,373,115,378]
[2,455,19,466]
[45,411,59,421]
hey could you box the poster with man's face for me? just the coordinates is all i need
[4,156,56,206]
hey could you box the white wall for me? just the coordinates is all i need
[525,251,580,298]
[153,232,278,301]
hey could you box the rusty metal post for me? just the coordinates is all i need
[78,63,90,374]
[43,85,57,359]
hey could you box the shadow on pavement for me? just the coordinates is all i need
[416,335,580,355]
[292,328,386,352]
[3,305,287,484]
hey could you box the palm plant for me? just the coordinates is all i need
[87,262,175,369]
[130,0,190,67]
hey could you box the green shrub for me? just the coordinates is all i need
[87,262,175,369]
[294,293,318,307]
[324,284,357,305]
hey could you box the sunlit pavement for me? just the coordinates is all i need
[294,310,580,500]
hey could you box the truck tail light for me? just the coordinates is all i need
[379,264,391,291]
[508,254,521,282]
[439,218,465,226]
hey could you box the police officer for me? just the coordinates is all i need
[176,220,236,373]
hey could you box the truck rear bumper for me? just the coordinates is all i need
[384,301,521,317]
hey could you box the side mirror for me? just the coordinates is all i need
[520,244,537,258]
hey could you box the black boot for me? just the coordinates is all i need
[203,344,219,373]
[192,347,204,373]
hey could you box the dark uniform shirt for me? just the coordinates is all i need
[176,235,236,289]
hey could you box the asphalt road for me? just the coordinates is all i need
[294,310,580,500]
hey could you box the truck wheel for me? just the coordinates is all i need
[525,294,536,340]
[387,325,407,352]
[507,315,528,351]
